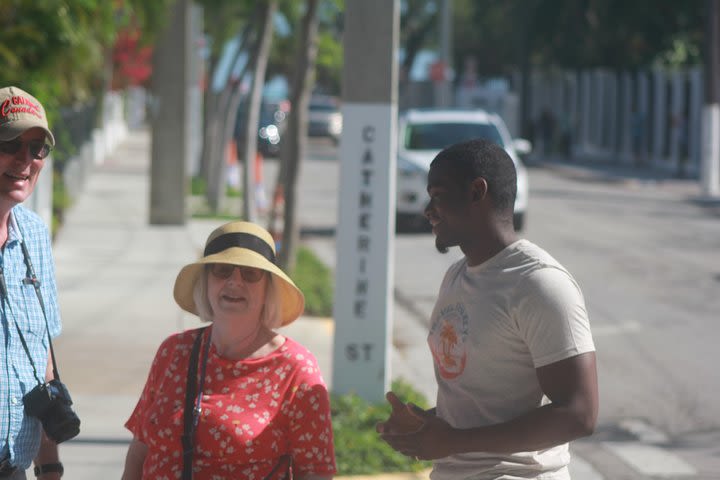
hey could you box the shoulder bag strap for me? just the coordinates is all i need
[262,454,293,480]
[181,327,208,480]
[19,239,62,382]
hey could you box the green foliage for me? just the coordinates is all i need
[192,212,244,221]
[315,26,343,93]
[654,34,702,68]
[226,185,242,198]
[449,0,705,77]
[195,0,257,71]
[314,0,343,93]
[0,0,174,114]
[51,170,72,238]
[191,176,208,196]
[265,0,343,94]
[331,378,432,475]
[291,246,333,317]
[0,1,113,112]
[190,175,243,198]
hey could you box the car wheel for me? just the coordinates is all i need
[513,212,525,232]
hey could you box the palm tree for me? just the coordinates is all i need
[439,320,459,366]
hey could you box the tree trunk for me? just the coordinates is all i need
[278,0,320,272]
[205,24,255,212]
[238,0,277,222]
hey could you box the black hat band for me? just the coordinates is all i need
[204,232,276,263]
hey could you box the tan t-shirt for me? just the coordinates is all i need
[428,240,595,480]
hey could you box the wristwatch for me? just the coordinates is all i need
[34,463,63,477]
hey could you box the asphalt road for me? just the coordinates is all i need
[293,138,720,479]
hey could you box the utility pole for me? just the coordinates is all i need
[702,0,720,197]
[332,0,399,403]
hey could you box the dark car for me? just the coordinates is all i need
[234,99,290,157]
[308,95,342,144]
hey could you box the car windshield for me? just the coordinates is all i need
[403,122,505,150]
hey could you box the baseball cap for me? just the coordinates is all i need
[0,86,55,146]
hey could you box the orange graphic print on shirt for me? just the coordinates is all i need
[429,303,468,379]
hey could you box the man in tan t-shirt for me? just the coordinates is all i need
[377,139,598,480]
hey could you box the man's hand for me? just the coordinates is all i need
[376,392,425,436]
[376,392,458,460]
[380,405,458,460]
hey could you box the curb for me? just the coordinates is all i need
[337,469,431,479]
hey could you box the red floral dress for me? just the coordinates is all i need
[126,328,336,479]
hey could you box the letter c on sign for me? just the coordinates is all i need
[362,126,375,143]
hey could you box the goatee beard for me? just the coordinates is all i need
[435,238,449,254]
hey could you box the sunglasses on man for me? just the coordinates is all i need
[209,263,266,283]
[0,139,52,160]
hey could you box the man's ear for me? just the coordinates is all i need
[470,177,488,203]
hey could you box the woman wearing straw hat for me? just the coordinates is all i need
[121,221,336,480]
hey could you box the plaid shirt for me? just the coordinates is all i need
[0,206,61,469]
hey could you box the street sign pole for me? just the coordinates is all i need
[702,0,720,197]
[331,0,399,403]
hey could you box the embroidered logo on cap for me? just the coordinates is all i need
[0,95,44,125]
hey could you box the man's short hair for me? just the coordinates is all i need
[431,139,517,212]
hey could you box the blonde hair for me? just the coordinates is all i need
[192,267,281,329]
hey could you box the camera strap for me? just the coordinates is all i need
[0,272,43,384]
[182,326,210,480]
[0,233,56,386]
[19,238,62,383]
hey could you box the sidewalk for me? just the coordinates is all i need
[48,129,601,479]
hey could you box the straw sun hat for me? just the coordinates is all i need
[173,221,305,326]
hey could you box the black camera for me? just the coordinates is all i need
[23,379,81,444]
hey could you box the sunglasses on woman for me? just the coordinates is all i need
[0,139,52,160]
[209,263,266,283]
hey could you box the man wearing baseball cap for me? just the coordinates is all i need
[0,86,66,479]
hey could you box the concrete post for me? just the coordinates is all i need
[332,0,399,403]
[620,72,633,162]
[580,71,592,152]
[149,0,192,225]
[28,156,53,228]
[702,106,720,195]
[565,72,578,155]
[606,72,618,154]
[591,70,605,151]
[551,72,563,119]
[637,72,650,163]
[668,71,684,169]
[689,67,703,171]
[652,69,667,166]
[702,0,720,196]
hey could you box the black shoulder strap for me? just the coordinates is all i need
[262,454,293,480]
[181,327,208,480]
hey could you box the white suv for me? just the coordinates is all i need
[396,108,531,231]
